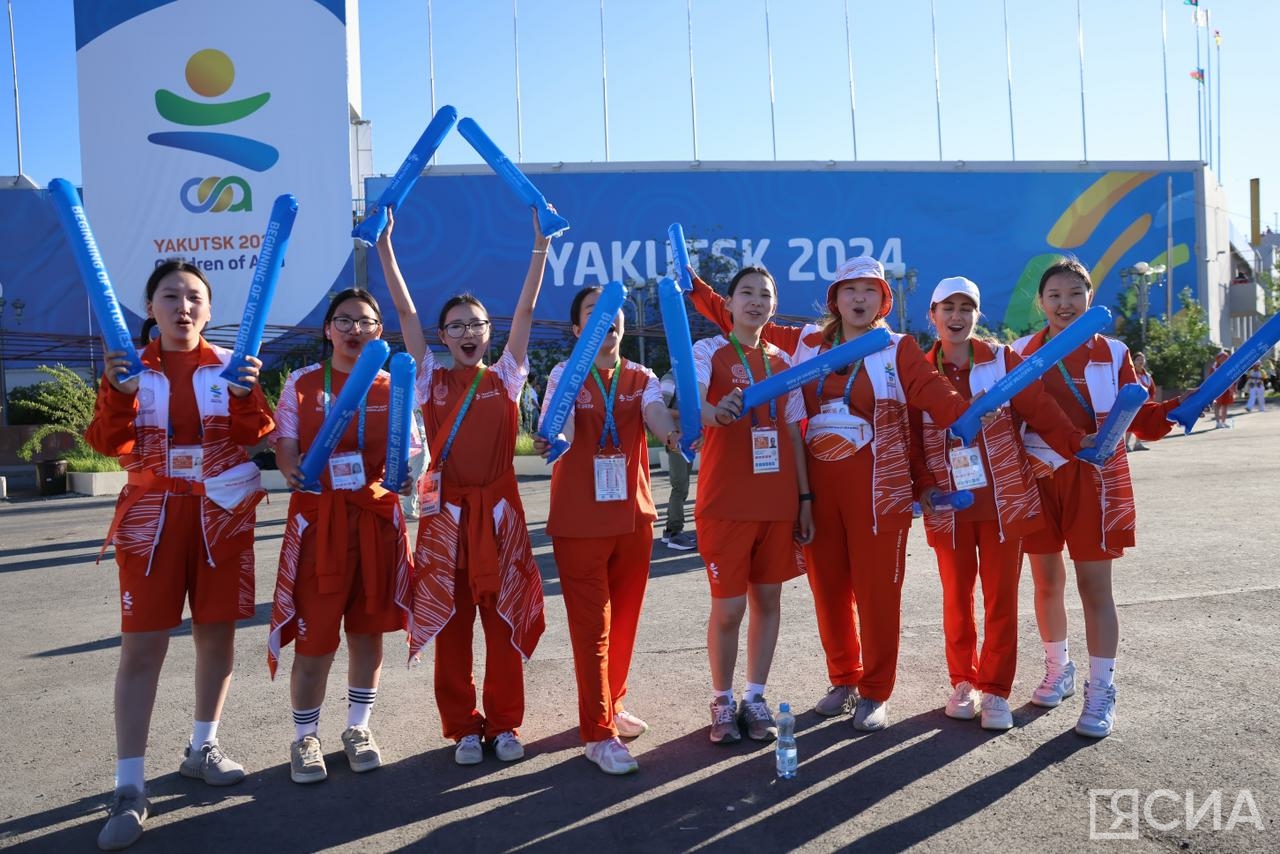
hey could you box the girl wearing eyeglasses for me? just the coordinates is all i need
[379,206,552,766]
[267,285,413,785]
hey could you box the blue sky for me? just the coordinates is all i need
[3,1,1276,236]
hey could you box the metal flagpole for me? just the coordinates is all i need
[687,0,699,160]
[1203,8,1212,174]
[843,0,857,160]
[1002,0,1015,160]
[1193,8,1203,162]
[512,0,523,163]
[1160,0,1171,160]
[1076,0,1088,160]
[764,0,777,161]
[930,0,943,160]
[427,0,437,165]
[600,0,610,161]
[1215,28,1221,179]
[6,0,21,179]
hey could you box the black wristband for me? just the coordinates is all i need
[798,492,814,503]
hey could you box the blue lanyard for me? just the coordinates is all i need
[816,330,863,413]
[324,361,366,450]
[728,332,775,425]
[437,366,486,468]
[1055,362,1096,421]
[591,362,621,450]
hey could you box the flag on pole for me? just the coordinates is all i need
[1183,0,1198,6]
[1194,9,1208,26]
[1214,29,1222,47]
[1189,68,1204,82]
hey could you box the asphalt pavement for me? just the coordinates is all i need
[0,406,1276,853]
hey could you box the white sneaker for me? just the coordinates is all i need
[980,694,1014,731]
[944,681,980,720]
[584,737,639,775]
[852,698,888,732]
[614,709,649,739]
[1031,660,1076,708]
[454,735,483,766]
[1075,680,1116,738]
[492,731,525,762]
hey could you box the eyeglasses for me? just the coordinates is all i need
[443,319,491,338]
[331,315,382,334]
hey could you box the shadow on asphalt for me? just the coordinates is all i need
[29,602,276,658]
[0,707,1095,851]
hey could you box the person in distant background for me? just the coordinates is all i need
[659,371,696,551]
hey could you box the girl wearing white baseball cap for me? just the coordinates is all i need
[916,276,1086,732]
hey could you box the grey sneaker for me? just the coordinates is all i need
[814,684,856,717]
[492,731,525,762]
[708,696,741,744]
[738,693,778,742]
[97,787,148,851]
[1074,681,1116,738]
[1031,660,1077,708]
[454,734,483,765]
[289,734,327,784]
[179,739,246,786]
[852,697,889,732]
[665,531,697,551]
[341,726,382,772]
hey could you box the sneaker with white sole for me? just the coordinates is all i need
[341,726,382,772]
[614,709,649,739]
[179,739,246,786]
[980,694,1014,731]
[852,697,889,732]
[492,730,524,761]
[1031,660,1077,708]
[664,531,697,551]
[814,684,856,717]
[289,734,327,784]
[1074,680,1116,738]
[585,737,639,775]
[944,681,980,721]
[708,696,741,744]
[738,693,778,742]
[97,787,149,851]
[454,734,483,765]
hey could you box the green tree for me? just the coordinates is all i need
[1114,288,1217,391]
[16,365,117,469]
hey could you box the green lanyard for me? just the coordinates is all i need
[323,361,366,450]
[590,361,621,450]
[728,332,775,425]
[1043,331,1096,420]
[437,366,487,468]
[932,341,975,373]
[826,329,864,411]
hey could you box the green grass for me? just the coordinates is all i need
[64,451,123,473]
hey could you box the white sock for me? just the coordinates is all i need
[711,688,733,704]
[1089,656,1116,689]
[1043,640,1069,669]
[114,757,145,794]
[293,706,321,740]
[742,682,767,702]
[191,719,218,748]
[347,686,377,729]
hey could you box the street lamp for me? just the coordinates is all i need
[1118,262,1165,347]
[884,264,918,332]
[0,286,27,427]
[624,281,655,365]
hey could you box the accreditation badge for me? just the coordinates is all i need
[593,454,628,502]
[751,427,780,474]
[168,445,204,481]
[949,444,988,490]
[328,451,366,491]
[418,469,442,516]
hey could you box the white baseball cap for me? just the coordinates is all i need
[930,276,982,311]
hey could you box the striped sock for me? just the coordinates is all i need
[292,706,321,741]
[347,687,377,729]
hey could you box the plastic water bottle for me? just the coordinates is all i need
[932,489,975,513]
[775,702,797,779]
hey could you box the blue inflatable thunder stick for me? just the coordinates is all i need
[221,193,298,388]
[381,352,417,491]
[1166,310,1280,434]
[297,340,391,492]
[352,105,458,246]
[949,305,1112,445]
[738,328,892,415]
[537,281,628,463]
[657,276,702,462]
[47,178,144,382]
[668,222,693,292]
[456,117,570,238]
[1076,383,1150,467]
